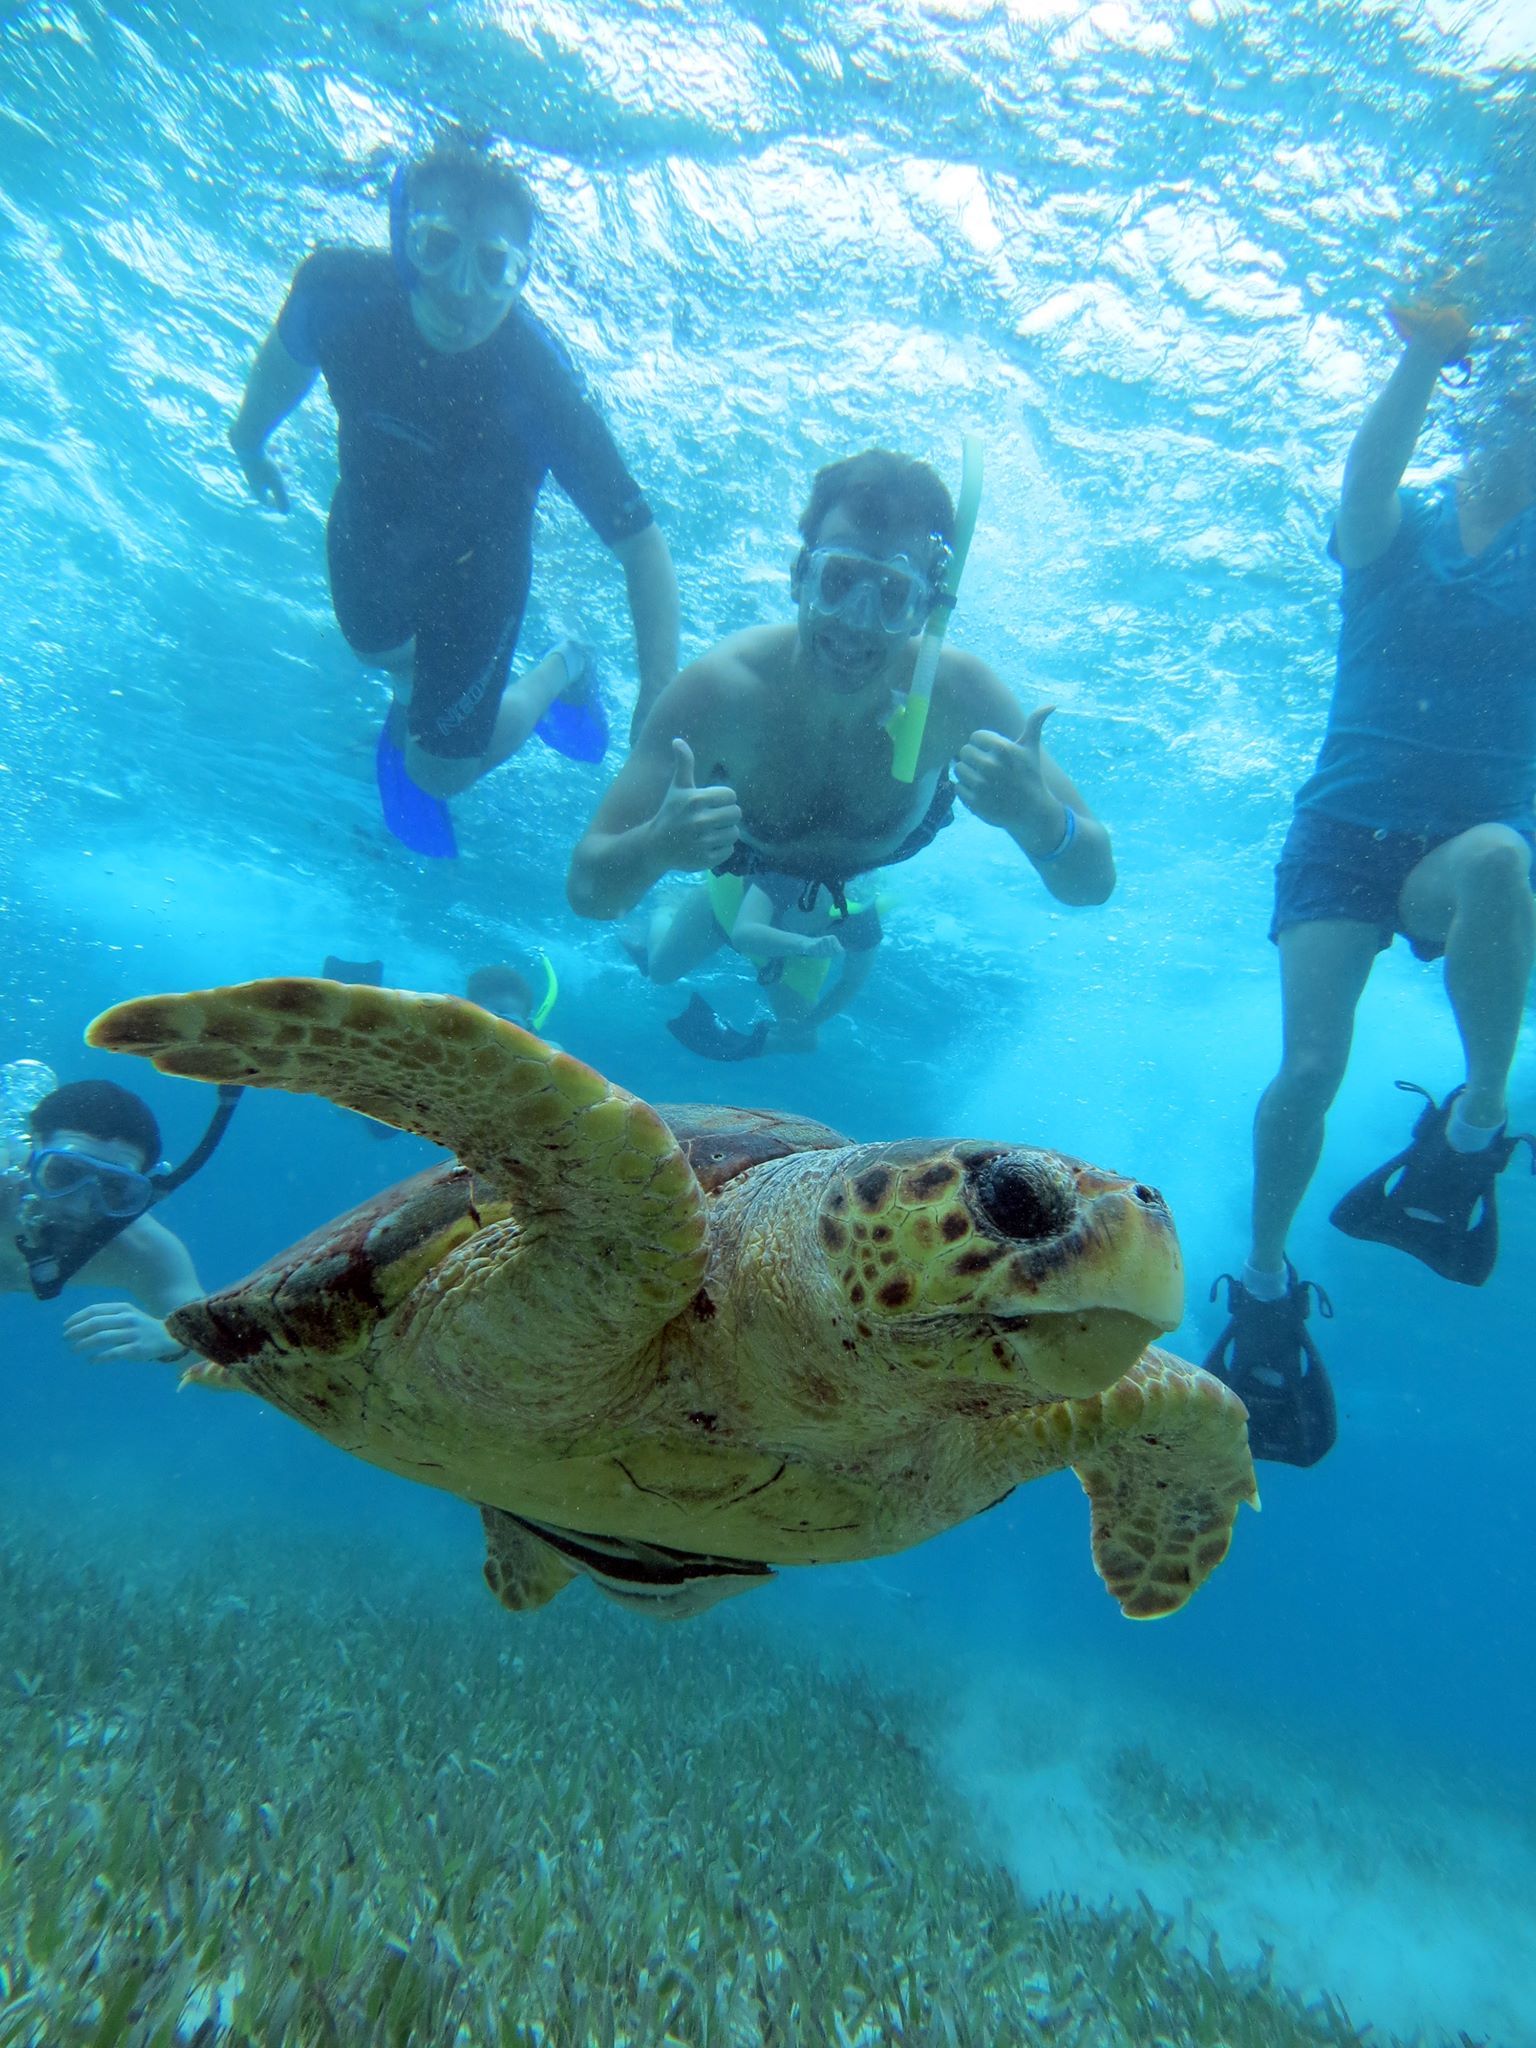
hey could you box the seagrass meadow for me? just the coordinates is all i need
[0,1490,1457,2048]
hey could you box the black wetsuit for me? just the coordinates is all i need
[278,249,654,759]
[712,771,959,914]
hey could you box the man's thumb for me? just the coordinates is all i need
[1022,704,1056,750]
[669,737,696,789]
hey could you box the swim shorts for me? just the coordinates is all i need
[328,483,531,761]
[1271,808,1536,962]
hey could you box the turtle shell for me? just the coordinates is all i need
[174,1105,848,1368]
[658,1102,848,1192]
[172,1164,500,1368]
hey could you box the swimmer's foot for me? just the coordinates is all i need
[375,708,458,860]
[535,639,610,763]
[1329,1082,1534,1286]
[1203,1264,1337,1468]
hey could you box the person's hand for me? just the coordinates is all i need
[651,739,742,872]
[229,432,291,514]
[955,706,1058,834]
[63,1303,184,1364]
[1387,300,1473,367]
[795,933,844,960]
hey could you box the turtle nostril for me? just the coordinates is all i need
[973,1155,1076,1242]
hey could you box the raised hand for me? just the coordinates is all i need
[1387,300,1473,367]
[652,739,743,872]
[955,705,1058,833]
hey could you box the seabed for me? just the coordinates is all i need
[0,1496,1464,2048]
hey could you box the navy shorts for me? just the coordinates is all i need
[1270,808,1536,961]
[327,483,532,761]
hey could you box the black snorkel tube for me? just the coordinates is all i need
[16,1084,244,1302]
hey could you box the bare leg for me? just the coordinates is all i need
[1250,920,1380,1270]
[402,648,575,801]
[480,646,576,775]
[644,886,727,984]
[1398,825,1536,1128]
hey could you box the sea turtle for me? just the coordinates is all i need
[89,978,1258,1623]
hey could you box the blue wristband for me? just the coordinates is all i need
[1033,805,1076,865]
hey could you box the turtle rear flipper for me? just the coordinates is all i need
[481,1506,578,1613]
[89,978,710,1330]
[492,1508,775,1622]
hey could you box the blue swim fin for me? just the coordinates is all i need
[375,714,458,859]
[535,643,610,763]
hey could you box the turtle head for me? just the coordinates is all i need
[813,1141,1182,1400]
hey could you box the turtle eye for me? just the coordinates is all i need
[971,1155,1076,1242]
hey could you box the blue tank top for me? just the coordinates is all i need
[1296,486,1536,836]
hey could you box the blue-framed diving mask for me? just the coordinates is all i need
[389,162,530,302]
[405,215,529,299]
[28,1147,156,1220]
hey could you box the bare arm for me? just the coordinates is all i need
[62,1216,204,1365]
[730,886,841,964]
[615,523,680,741]
[1335,301,1472,569]
[946,657,1115,906]
[227,325,317,513]
[566,669,742,920]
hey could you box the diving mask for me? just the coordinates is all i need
[802,547,939,638]
[28,1147,155,1220]
[405,214,530,299]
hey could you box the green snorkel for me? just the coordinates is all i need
[887,434,984,784]
[529,951,559,1033]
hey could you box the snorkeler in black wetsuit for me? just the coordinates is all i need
[229,131,679,854]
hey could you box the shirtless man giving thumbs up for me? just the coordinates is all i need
[566,450,1114,943]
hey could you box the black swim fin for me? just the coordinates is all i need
[322,955,384,986]
[1329,1082,1534,1287]
[665,993,769,1062]
[1204,1266,1337,1468]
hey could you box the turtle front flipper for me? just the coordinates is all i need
[89,979,710,1331]
[984,1348,1258,1618]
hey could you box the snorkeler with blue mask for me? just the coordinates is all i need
[2,1074,237,1364]
[228,129,680,858]
[569,445,1115,941]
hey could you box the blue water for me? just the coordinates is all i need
[2,0,1534,2038]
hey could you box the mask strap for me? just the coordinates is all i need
[18,1085,243,1302]
[151,1085,244,1198]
